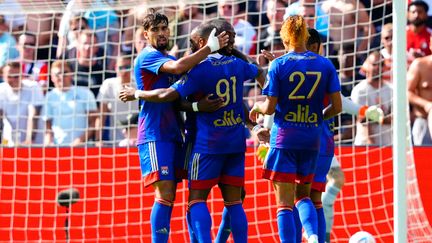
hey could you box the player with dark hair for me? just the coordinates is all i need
[249,16,342,243]
[120,20,264,242]
[119,8,228,242]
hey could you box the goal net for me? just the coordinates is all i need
[0,0,431,242]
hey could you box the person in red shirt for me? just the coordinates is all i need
[407,0,432,62]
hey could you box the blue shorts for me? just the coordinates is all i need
[311,155,333,192]
[262,148,318,184]
[138,141,186,187]
[188,152,245,190]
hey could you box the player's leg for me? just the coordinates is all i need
[262,148,298,243]
[218,152,248,243]
[295,150,320,243]
[138,141,179,243]
[188,153,224,242]
[215,187,246,243]
[188,188,212,243]
[182,141,198,243]
[322,157,345,243]
[310,155,334,243]
[293,205,303,243]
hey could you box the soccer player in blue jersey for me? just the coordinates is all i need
[119,9,228,243]
[121,21,265,242]
[249,16,342,243]
[256,28,384,243]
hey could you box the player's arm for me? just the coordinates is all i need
[231,48,266,88]
[407,59,432,113]
[323,91,342,120]
[177,95,224,113]
[249,96,278,122]
[342,95,384,123]
[135,87,179,103]
[159,29,229,75]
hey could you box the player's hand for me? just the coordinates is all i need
[256,144,269,163]
[249,102,263,123]
[197,94,224,112]
[119,86,137,102]
[260,49,276,62]
[256,127,270,144]
[365,105,384,124]
[206,28,228,52]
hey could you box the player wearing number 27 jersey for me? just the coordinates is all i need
[263,50,340,182]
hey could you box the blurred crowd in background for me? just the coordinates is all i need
[1,0,431,148]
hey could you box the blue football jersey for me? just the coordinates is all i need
[134,46,183,145]
[320,119,335,156]
[263,51,340,151]
[172,54,258,154]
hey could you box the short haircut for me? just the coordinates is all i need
[4,60,20,70]
[307,28,321,48]
[408,0,429,12]
[208,18,234,35]
[51,60,73,72]
[194,22,216,39]
[78,29,98,42]
[141,8,169,30]
[381,23,392,33]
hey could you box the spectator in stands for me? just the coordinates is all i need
[0,61,44,146]
[351,51,392,145]
[43,60,97,146]
[96,55,138,145]
[134,26,146,55]
[16,32,49,92]
[407,51,432,145]
[321,0,375,57]
[70,30,109,97]
[380,23,393,83]
[218,0,257,54]
[258,0,286,65]
[172,2,205,58]
[25,12,58,61]
[407,0,432,62]
[57,0,119,70]
[0,15,19,79]
[118,113,138,147]
[57,14,89,58]
[284,0,329,38]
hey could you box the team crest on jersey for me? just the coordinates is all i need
[161,166,169,175]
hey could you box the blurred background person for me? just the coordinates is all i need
[43,60,97,146]
[351,51,392,145]
[0,14,19,82]
[218,0,257,55]
[406,0,432,63]
[0,61,44,146]
[118,113,138,147]
[96,54,138,145]
[16,32,49,92]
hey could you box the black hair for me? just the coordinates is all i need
[408,0,429,13]
[208,18,233,35]
[307,28,321,48]
[193,22,216,39]
[141,8,169,30]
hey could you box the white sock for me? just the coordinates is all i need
[322,183,341,234]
